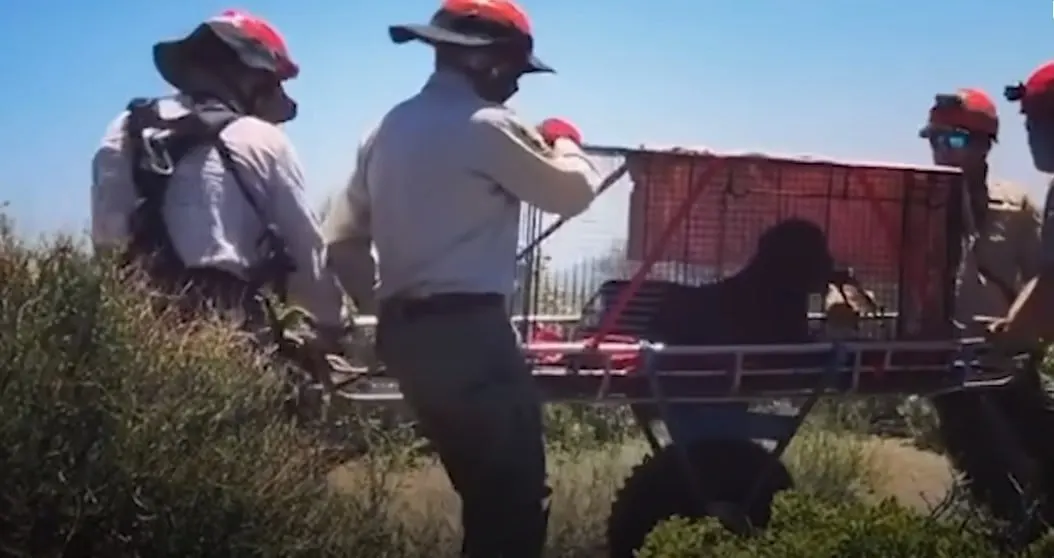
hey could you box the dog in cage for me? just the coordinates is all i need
[653,218,837,366]
[568,218,843,372]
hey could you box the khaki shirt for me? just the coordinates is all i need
[322,71,601,310]
[955,180,1043,336]
[90,95,345,327]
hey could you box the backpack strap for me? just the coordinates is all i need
[122,97,296,301]
[121,97,189,282]
[189,101,296,301]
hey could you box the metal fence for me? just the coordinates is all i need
[511,149,635,317]
[509,148,742,318]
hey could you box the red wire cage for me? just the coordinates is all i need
[607,147,965,341]
[510,145,990,400]
[524,146,966,367]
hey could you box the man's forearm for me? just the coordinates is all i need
[1003,267,1054,341]
[326,237,377,315]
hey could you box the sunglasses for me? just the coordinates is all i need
[927,129,972,150]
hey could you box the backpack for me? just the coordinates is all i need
[121,97,295,300]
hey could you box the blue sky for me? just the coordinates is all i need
[1,0,1051,266]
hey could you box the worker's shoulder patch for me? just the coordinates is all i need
[471,106,553,157]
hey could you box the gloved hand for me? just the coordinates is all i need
[538,118,582,147]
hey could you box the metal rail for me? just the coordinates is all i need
[332,374,1018,405]
[351,311,901,328]
[526,338,967,355]
[325,337,1013,405]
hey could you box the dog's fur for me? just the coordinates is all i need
[651,219,835,348]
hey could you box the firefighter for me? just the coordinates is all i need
[321,1,600,555]
[921,87,1054,529]
[90,10,346,343]
[997,62,1054,343]
[918,88,1042,336]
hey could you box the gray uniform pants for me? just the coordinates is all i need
[376,297,550,558]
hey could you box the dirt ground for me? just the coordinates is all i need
[863,437,954,510]
[328,436,955,522]
[327,437,957,556]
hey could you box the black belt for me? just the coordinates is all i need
[380,292,505,321]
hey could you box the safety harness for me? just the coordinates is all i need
[121,97,295,302]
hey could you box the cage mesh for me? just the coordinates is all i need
[626,149,962,339]
[516,147,964,341]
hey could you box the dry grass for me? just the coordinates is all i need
[330,443,634,557]
[328,421,955,557]
[863,438,953,510]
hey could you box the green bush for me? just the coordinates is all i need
[0,221,406,557]
[636,491,1011,558]
[543,404,638,453]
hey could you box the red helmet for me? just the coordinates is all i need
[388,0,553,73]
[1006,61,1054,116]
[154,10,299,87]
[919,88,999,139]
[153,10,299,121]
[204,10,298,80]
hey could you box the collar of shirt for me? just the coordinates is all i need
[421,69,481,99]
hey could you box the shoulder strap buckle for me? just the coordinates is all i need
[126,98,179,177]
[141,132,176,176]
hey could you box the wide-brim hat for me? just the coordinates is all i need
[152,28,297,123]
[388,9,553,74]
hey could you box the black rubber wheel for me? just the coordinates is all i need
[606,438,793,558]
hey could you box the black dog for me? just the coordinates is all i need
[652,218,834,350]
